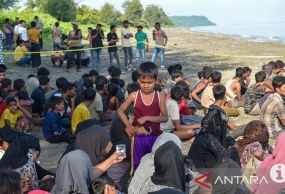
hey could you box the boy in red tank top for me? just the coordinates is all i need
[117,62,168,171]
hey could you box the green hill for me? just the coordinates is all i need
[170,16,216,27]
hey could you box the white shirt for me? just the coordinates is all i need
[14,24,21,35]
[160,98,180,133]
[121,28,132,47]
[19,27,28,41]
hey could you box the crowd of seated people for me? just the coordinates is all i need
[0,59,285,194]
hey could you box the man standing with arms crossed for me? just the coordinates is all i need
[121,20,134,71]
[151,22,168,70]
[34,16,43,49]
[28,21,41,72]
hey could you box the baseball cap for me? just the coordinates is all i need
[136,25,143,29]
[71,21,78,26]
[123,20,129,24]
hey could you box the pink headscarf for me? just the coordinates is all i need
[251,132,285,194]
[28,190,49,194]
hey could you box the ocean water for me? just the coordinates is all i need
[191,23,285,43]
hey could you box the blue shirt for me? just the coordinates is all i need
[42,110,67,141]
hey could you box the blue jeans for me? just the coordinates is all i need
[151,48,165,68]
[17,56,32,65]
[92,49,102,69]
[136,48,146,67]
[5,33,12,49]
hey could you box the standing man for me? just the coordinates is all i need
[14,20,22,47]
[28,21,41,73]
[151,22,168,70]
[107,25,120,69]
[18,20,28,42]
[66,21,82,73]
[52,22,62,49]
[91,24,104,70]
[12,17,19,28]
[135,25,149,67]
[121,20,134,71]
[34,16,43,49]
[3,19,13,50]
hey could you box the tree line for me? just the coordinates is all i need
[1,0,173,27]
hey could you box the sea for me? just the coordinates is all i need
[190,23,285,43]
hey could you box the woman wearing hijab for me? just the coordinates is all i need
[209,158,243,194]
[68,124,125,180]
[148,188,184,194]
[0,126,40,190]
[188,104,240,173]
[51,150,93,194]
[251,132,285,194]
[129,133,182,194]
[237,120,270,173]
[141,141,186,194]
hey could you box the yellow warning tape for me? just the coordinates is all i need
[1,41,284,59]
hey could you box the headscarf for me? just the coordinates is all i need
[199,105,228,148]
[128,134,182,194]
[151,141,185,192]
[210,158,242,194]
[237,120,269,157]
[75,125,110,166]
[58,119,100,163]
[251,132,285,194]
[0,126,40,169]
[148,188,184,194]
[50,150,93,194]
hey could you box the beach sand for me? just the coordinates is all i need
[2,27,285,172]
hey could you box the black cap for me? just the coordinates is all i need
[136,25,143,29]
[123,20,129,24]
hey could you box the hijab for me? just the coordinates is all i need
[128,134,182,194]
[58,119,100,163]
[210,158,242,194]
[199,105,228,148]
[251,132,285,194]
[151,141,185,192]
[51,150,93,194]
[0,126,40,169]
[237,120,269,157]
[75,125,110,166]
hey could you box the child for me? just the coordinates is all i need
[91,177,118,194]
[106,66,116,80]
[38,177,55,192]
[0,78,12,100]
[71,88,95,134]
[161,85,201,141]
[162,70,183,93]
[191,69,212,110]
[42,96,73,143]
[117,62,168,171]
[0,136,9,159]
[201,71,239,117]
[0,96,32,132]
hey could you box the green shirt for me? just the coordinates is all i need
[135,32,148,49]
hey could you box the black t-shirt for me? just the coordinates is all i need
[107,32,118,52]
[91,29,104,48]
[31,86,46,117]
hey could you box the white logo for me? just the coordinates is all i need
[270,164,285,183]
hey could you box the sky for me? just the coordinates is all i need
[78,0,285,25]
[22,0,285,25]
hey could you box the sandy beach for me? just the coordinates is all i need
[2,27,285,172]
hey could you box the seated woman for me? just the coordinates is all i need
[140,141,186,194]
[252,132,285,194]
[129,133,182,194]
[0,126,54,191]
[237,121,270,174]
[51,45,64,67]
[52,150,124,194]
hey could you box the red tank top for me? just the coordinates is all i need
[132,90,161,136]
